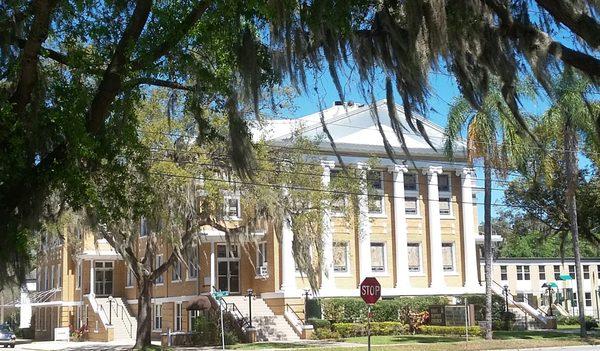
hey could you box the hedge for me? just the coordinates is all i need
[420,325,483,337]
[322,296,449,323]
[332,322,407,338]
[307,318,331,330]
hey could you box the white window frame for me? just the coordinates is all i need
[438,173,452,217]
[76,262,81,290]
[155,255,164,285]
[189,310,201,332]
[583,265,590,279]
[172,260,182,282]
[57,263,62,288]
[568,265,576,279]
[223,194,241,220]
[407,243,423,275]
[442,242,456,274]
[539,265,546,281]
[333,241,350,275]
[126,268,134,288]
[255,242,269,277]
[500,265,508,281]
[517,265,531,280]
[585,292,592,307]
[187,251,199,281]
[370,242,387,275]
[50,265,55,289]
[153,303,162,331]
[174,302,183,331]
[329,169,347,216]
[367,170,385,217]
[140,217,149,237]
[554,265,561,280]
[404,173,420,217]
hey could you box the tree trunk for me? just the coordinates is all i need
[134,278,153,349]
[563,117,587,337]
[484,156,493,340]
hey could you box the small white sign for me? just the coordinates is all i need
[54,327,70,341]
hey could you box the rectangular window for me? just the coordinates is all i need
[76,262,82,289]
[126,268,134,287]
[517,265,530,280]
[583,265,590,279]
[188,251,199,280]
[554,265,561,280]
[155,255,164,284]
[333,242,349,273]
[439,197,451,215]
[598,265,600,279]
[50,265,55,289]
[189,310,200,332]
[172,260,182,282]
[442,243,455,272]
[330,170,346,214]
[140,217,149,237]
[539,265,546,281]
[44,267,48,291]
[407,243,421,273]
[367,171,384,215]
[153,304,162,330]
[57,264,62,288]
[370,243,386,273]
[405,197,418,215]
[175,302,183,331]
[500,265,508,280]
[404,173,417,191]
[217,244,239,258]
[585,292,592,307]
[573,292,578,307]
[438,174,450,192]
[256,242,268,276]
[224,196,241,219]
[569,265,576,279]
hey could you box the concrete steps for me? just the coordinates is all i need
[222,296,300,341]
[96,297,137,341]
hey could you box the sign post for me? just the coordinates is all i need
[360,277,381,351]
[212,290,230,350]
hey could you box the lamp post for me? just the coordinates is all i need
[542,283,553,316]
[503,285,510,313]
[246,289,254,328]
[303,289,311,324]
[108,295,114,325]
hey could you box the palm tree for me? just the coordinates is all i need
[540,68,598,337]
[444,84,531,340]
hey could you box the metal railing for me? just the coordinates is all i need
[118,303,134,338]
[285,304,304,325]
[492,280,549,319]
[225,302,251,329]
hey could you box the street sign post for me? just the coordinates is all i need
[212,290,229,350]
[360,277,381,351]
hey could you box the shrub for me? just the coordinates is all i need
[456,295,506,323]
[585,316,598,330]
[313,328,341,340]
[332,322,406,338]
[192,315,219,345]
[557,315,580,325]
[420,325,483,337]
[308,318,331,330]
[306,299,322,320]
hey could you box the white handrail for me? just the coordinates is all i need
[86,294,111,327]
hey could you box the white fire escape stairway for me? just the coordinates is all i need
[96,297,138,342]
[222,296,300,341]
[491,281,553,330]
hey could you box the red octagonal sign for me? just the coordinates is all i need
[360,277,381,305]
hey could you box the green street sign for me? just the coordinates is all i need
[212,291,230,299]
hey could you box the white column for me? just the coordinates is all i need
[389,164,410,289]
[210,242,216,290]
[280,209,297,295]
[320,161,336,291]
[357,162,372,282]
[459,168,480,289]
[424,166,445,288]
[89,259,95,296]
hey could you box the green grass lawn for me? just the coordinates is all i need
[557,324,581,330]
[344,335,470,345]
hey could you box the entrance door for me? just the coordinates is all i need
[94,261,113,296]
[217,244,240,294]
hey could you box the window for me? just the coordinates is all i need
[442,243,455,272]
[554,265,561,280]
[330,170,346,214]
[539,265,546,281]
[517,265,530,280]
[500,266,508,281]
[188,251,199,280]
[256,242,268,276]
[57,264,62,288]
[573,292,578,307]
[224,196,241,219]
[175,302,183,331]
[76,262,82,289]
[438,174,450,192]
[583,265,590,279]
[439,197,451,215]
[172,260,182,282]
[367,171,384,215]
[189,310,201,331]
[333,242,349,273]
[407,243,421,273]
[44,267,48,291]
[153,304,162,330]
[404,173,417,191]
[569,265,576,279]
[405,197,418,215]
[50,265,55,289]
[217,244,239,258]
[370,243,386,273]
[126,268,134,287]
[585,292,592,307]
[140,217,149,237]
[155,255,164,284]
[598,265,600,279]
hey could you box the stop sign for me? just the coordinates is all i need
[360,277,381,305]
